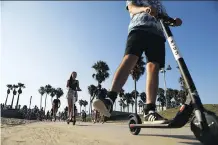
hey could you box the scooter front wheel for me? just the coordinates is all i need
[128,115,142,135]
[190,111,218,145]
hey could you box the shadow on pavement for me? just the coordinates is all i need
[139,134,196,140]
[179,141,201,145]
[76,124,90,126]
[139,134,201,145]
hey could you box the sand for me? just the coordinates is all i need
[1,121,201,145]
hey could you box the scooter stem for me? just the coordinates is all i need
[159,19,209,130]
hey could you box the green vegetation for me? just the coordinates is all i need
[159,104,218,120]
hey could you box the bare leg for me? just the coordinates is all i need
[71,97,75,119]
[145,62,160,104]
[93,54,139,117]
[68,98,72,119]
[110,54,139,92]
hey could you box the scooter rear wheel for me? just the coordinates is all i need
[190,111,218,145]
[128,116,142,135]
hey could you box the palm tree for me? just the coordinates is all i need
[44,84,52,112]
[118,99,125,112]
[172,89,180,107]
[130,99,135,113]
[119,89,125,98]
[5,84,13,106]
[11,84,18,108]
[138,100,144,114]
[178,76,188,101]
[38,86,45,109]
[165,88,175,108]
[50,87,56,105]
[100,88,108,99]
[179,76,186,90]
[92,60,110,86]
[131,90,139,112]
[55,88,64,98]
[79,99,84,113]
[15,83,25,109]
[123,93,132,112]
[118,89,125,112]
[157,88,165,110]
[88,84,97,115]
[130,56,145,113]
[122,103,127,112]
[140,92,146,103]
[83,100,88,112]
[160,65,172,109]
[177,90,186,104]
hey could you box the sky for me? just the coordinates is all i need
[1,1,218,112]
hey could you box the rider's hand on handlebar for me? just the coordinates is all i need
[143,6,157,17]
[174,18,182,26]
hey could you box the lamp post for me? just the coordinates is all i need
[160,65,172,109]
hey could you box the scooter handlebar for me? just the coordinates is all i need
[156,13,176,26]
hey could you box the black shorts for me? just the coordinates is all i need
[125,30,166,68]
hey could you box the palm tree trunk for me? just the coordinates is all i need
[15,94,20,109]
[90,102,93,116]
[29,96,32,109]
[40,95,43,109]
[134,80,137,114]
[132,105,133,113]
[51,97,53,106]
[114,101,116,111]
[128,105,129,112]
[120,106,122,112]
[44,94,48,112]
[80,106,81,113]
[89,98,91,115]
[5,94,9,106]
[11,94,15,109]
[159,102,161,111]
[139,106,141,114]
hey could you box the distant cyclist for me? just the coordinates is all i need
[52,97,61,121]
[64,106,68,121]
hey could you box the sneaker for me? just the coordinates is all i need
[93,98,113,117]
[143,110,168,124]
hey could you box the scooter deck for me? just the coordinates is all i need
[129,123,170,129]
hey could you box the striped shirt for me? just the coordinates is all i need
[126,0,168,38]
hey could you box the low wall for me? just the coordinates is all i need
[1,109,24,119]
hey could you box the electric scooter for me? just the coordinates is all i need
[128,14,218,145]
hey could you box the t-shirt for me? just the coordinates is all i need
[126,0,168,38]
[68,79,79,90]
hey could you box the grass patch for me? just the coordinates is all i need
[159,104,218,120]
